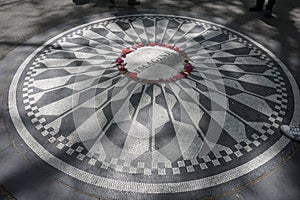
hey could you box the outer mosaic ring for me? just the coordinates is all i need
[6,13,300,195]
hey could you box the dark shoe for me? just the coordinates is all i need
[249,6,263,12]
[73,0,89,5]
[109,0,115,5]
[128,0,140,6]
[264,8,272,18]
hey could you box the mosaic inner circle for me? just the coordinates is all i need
[8,14,300,194]
[127,46,184,81]
[116,43,193,83]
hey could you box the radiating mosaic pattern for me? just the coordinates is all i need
[9,15,299,193]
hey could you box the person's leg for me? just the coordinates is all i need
[249,0,265,11]
[281,125,300,142]
[257,0,266,9]
[266,0,277,9]
[109,0,115,5]
[264,0,277,17]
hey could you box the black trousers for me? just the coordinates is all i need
[256,0,277,9]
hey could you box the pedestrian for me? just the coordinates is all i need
[249,0,277,17]
[280,125,300,142]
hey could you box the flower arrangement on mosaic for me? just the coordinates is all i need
[116,57,128,74]
[115,43,194,82]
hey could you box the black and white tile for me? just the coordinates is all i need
[8,14,300,195]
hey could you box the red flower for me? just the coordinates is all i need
[166,44,172,48]
[118,65,126,71]
[116,58,124,64]
[176,74,184,79]
[122,48,132,55]
[129,72,138,78]
[181,72,188,78]
[185,64,193,71]
[174,46,180,51]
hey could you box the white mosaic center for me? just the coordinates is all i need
[126,46,184,80]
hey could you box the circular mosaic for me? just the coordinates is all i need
[8,14,300,194]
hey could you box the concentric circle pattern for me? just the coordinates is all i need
[9,14,299,194]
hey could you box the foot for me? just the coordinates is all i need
[128,0,140,6]
[249,6,263,12]
[280,125,300,141]
[264,8,272,18]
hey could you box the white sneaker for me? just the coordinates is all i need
[280,125,300,141]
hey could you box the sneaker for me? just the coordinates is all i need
[249,6,263,12]
[280,125,300,141]
[128,0,140,6]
